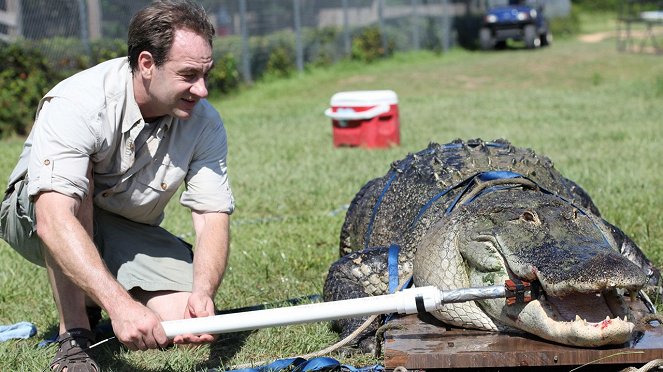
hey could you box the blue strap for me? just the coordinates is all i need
[445,171,525,215]
[387,244,400,293]
[295,356,339,371]
[364,145,442,249]
[224,356,384,372]
[387,243,415,296]
[364,141,512,247]
[227,357,305,372]
[408,171,522,230]
[364,171,398,249]
[391,171,529,294]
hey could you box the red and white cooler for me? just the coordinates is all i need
[324,90,400,148]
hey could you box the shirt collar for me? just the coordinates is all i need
[123,68,143,133]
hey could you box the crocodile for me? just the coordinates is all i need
[323,138,660,352]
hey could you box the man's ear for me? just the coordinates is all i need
[137,51,155,79]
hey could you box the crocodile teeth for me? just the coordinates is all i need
[571,314,628,325]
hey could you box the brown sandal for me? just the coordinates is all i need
[50,328,100,372]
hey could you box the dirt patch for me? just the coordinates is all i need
[579,31,614,43]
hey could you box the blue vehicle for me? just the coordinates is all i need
[479,0,552,50]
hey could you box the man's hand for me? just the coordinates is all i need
[172,292,217,345]
[111,300,170,351]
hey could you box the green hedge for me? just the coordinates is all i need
[0,41,61,137]
[0,23,398,137]
[550,5,582,38]
[0,9,583,137]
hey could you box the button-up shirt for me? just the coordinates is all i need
[7,57,234,225]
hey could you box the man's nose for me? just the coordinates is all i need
[191,77,208,99]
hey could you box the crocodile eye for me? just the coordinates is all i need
[521,210,540,224]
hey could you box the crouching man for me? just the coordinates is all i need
[0,1,233,370]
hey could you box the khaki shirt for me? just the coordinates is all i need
[7,57,234,226]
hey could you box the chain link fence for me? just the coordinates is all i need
[1,0,570,82]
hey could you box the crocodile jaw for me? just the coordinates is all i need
[504,296,635,347]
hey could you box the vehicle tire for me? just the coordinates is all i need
[524,25,540,48]
[479,27,495,50]
[495,40,507,49]
[541,29,553,47]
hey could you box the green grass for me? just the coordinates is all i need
[1,32,663,370]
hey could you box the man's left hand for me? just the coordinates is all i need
[172,292,217,345]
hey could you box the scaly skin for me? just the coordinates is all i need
[325,139,660,351]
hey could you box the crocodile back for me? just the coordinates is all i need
[339,138,599,257]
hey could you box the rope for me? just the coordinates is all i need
[229,281,412,369]
[228,314,380,370]
[620,359,663,372]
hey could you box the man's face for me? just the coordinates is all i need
[145,28,213,120]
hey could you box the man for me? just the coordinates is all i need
[0,1,233,370]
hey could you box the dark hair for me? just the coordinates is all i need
[127,0,215,73]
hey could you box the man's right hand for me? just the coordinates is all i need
[110,300,170,350]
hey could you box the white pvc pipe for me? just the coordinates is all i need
[161,285,507,338]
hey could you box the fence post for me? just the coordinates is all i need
[15,0,23,39]
[377,0,387,54]
[441,0,451,52]
[411,0,420,50]
[293,0,304,72]
[239,0,252,83]
[342,0,350,56]
[77,0,91,57]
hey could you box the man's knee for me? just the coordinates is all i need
[131,289,191,321]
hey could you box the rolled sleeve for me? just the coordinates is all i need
[180,116,234,214]
[27,98,97,200]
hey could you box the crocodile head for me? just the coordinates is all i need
[414,188,649,347]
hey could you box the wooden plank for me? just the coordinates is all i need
[384,313,663,370]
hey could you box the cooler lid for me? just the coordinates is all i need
[330,90,398,106]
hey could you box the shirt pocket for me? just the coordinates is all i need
[135,159,186,194]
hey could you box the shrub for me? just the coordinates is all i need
[207,53,241,96]
[27,37,89,74]
[351,26,393,63]
[266,45,295,79]
[550,6,582,38]
[244,31,296,81]
[572,0,619,12]
[0,42,60,137]
[304,26,341,67]
[90,38,127,65]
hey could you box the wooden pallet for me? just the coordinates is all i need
[384,313,663,371]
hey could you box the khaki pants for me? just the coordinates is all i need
[0,180,194,292]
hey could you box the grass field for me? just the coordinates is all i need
[1,29,663,371]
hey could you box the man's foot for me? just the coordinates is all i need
[50,328,99,371]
